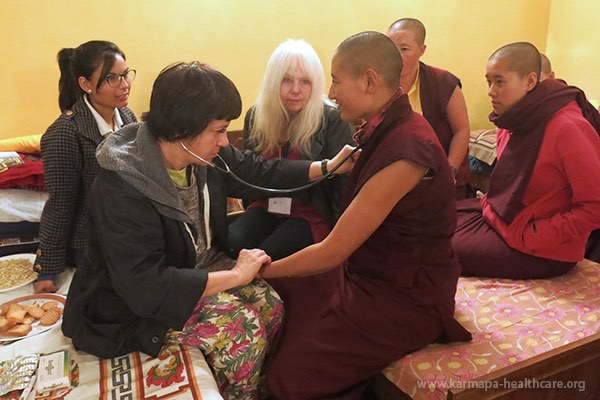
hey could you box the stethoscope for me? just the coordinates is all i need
[180,141,361,194]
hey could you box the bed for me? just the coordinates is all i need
[0,269,224,400]
[0,133,238,400]
[2,132,599,399]
[368,259,600,399]
[0,135,47,258]
[3,262,598,400]
[228,129,600,399]
[0,189,47,257]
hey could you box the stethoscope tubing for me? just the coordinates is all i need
[212,145,361,194]
[180,140,361,194]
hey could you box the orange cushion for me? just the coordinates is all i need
[0,134,43,155]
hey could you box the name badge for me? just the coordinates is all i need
[268,197,292,215]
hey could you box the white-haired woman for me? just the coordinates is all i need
[228,39,354,260]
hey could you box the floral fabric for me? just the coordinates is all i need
[382,259,600,400]
[179,279,283,400]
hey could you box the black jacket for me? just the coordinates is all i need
[62,123,311,358]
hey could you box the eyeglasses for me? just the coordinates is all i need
[104,69,136,88]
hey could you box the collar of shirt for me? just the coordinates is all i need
[353,88,404,146]
[83,95,124,137]
[406,65,423,115]
[407,65,420,97]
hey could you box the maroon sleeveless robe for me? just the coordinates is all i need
[419,62,472,199]
[266,94,471,400]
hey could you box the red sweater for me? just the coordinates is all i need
[482,101,600,262]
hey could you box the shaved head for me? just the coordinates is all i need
[539,53,555,81]
[489,42,541,80]
[540,53,552,74]
[335,31,403,91]
[387,18,426,46]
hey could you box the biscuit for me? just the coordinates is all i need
[41,301,59,311]
[27,305,45,319]
[4,323,32,337]
[0,317,16,333]
[7,303,26,324]
[0,304,9,316]
[40,308,61,326]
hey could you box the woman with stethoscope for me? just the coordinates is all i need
[62,61,357,400]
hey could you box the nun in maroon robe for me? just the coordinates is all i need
[454,79,600,278]
[264,91,471,400]
[419,62,472,199]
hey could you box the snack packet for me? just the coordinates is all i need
[0,354,39,396]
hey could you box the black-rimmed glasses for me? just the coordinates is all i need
[105,69,136,88]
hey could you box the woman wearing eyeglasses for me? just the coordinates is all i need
[33,40,137,293]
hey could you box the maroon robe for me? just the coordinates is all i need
[487,79,600,223]
[419,62,472,199]
[266,94,471,400]
[454,80,600,278]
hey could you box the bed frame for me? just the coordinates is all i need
[367,332,600,399]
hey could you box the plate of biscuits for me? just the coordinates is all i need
[0,293,65,342]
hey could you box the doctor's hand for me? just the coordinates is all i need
[34,279,58,293]
[232,249,272,286]
[327,145,361,176]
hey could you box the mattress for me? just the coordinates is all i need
[0,221,40,257]
[0,189,48,223]
[0,188,47,256]
[382,259,600,399]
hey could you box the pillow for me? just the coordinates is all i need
[468,129,497,166]
[0,134,43,155]
[0,189,48,222]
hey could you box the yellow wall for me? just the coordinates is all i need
[0,0,552,139]
[546,0,600,102]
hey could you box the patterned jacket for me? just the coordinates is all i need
[34,96,137,275]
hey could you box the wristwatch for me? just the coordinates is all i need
[321,159,329,175]
[450,165,459,176]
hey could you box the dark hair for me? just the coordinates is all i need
[336,31,403,90]
[143,62,242,142]
[57,40,125,111]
